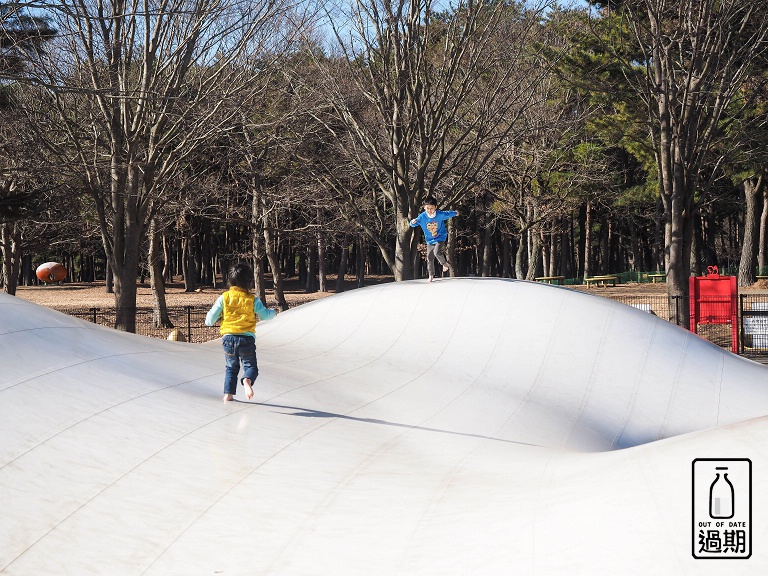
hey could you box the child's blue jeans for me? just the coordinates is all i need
[222,334,259,395]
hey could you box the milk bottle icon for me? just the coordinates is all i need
[709,467,734,519]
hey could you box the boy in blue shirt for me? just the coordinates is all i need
[410,196,459,282]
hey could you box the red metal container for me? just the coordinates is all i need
[689,266,737,352]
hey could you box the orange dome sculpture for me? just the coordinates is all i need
[35,261,67,283]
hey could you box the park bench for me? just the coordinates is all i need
[584,275,618,288]
[648,273,666,283]
[535,276,565,285]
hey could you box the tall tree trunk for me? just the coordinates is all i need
[446,219,457,277]
[699,205,718,274]
[106,263,114,293]
[251,184,267,304]
[629,219,639,271]
[306,246,318,293]
[606,219,615,273]
[200,231,213,285]
[548,227,557,277]
[538,230,548,278]
[583,202,593,279]
[564,213,579,277]
[481,224,493,277]
[182,235,197,293]
[527,227,542,281]
[653,194,664,272]
[515,230,526,280]
[317,208,327,291]
[264,222,287,310]
[99,169,145,332]
[394,214,416,281]
[284,243,295,277]
[738,175,764,286]
[0,222,21,295]
[336,240,349,293]
[577,204,586,277]
[663,198,696,298]
[22,254,34,286]
[248,175,284,308]
[690,221,700,276]
[560,223,571,278]
[148,218,172,328]
[758,182,768,274]
[162,234,172,283]
[356,234,366,288]
[110,243,140,333]
[501,234,512,278]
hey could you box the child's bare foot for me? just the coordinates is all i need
[442,263,449,273]
[242,378,254,399]
[223,394,234,402]
[428,275,434,283]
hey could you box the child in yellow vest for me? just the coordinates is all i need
[205,262,277,401]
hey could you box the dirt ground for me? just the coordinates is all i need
[14,274,768,309]
[13,275,390,309]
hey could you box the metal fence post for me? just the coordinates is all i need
[739,293,744,354]
[186,306,192,343]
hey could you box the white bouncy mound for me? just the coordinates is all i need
[1,278,767,575]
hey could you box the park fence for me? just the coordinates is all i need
[53,305,219,343]
[53,293,768,361]
[607,294,768,360]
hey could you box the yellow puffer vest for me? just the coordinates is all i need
[219,287,256,335]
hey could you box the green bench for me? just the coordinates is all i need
[584,275,618,288]
[535,276,565,285]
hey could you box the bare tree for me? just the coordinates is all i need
[738,174,766,286]
[21,0,295,330]
[0,3,57,293]
[623,0,768,300]
[492,68,608,281]
[0,2,56,81]
[315,0,556,280]
[239,108,291,311]
[146,215,172,327]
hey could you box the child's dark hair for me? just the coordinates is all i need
[423,195,438,207]
[228,262,254,290]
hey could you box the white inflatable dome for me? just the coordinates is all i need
[1,278,767,574]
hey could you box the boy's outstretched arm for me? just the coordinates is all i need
[205,296,224,326]
[254,298,277,321]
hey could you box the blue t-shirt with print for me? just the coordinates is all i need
[410,210,458,244]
